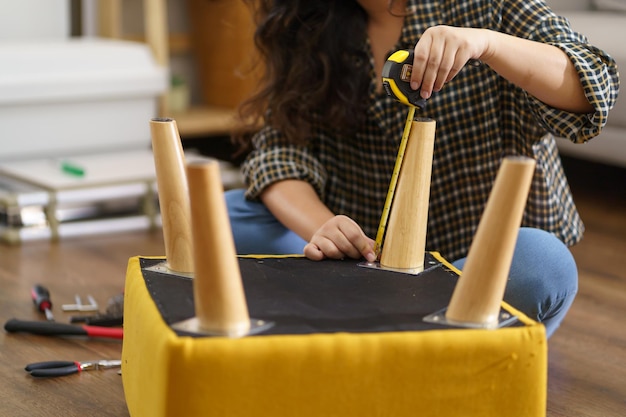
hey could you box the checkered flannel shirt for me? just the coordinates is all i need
[241,0,620,261]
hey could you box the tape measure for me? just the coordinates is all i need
[382,49,480,108]
[373,105,416,257]
[382,49,428,109]
[374,50,424,258]
[375,50,480,258]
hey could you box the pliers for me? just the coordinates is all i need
[25,360,122,378]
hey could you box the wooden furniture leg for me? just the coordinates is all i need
[175,161,251,337]
[150,117,194,273]
[380,118,436,272]
[445,156,536,327]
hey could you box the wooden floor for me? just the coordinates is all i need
[0,157,624,416]
[547,157,626,417]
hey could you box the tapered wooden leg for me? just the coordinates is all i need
[380,118,436,272]
[186,161,250,337]
[150,118,194,273]
[445,156,536,327]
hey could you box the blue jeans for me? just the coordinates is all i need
[226,189,578,338]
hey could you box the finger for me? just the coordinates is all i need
[416,39,445,99]
[361,238,377,263]
[442,50,474,85]
[332,228,363,260]
[411,39,431,91]
[337,223,376,262]
[310,236,346,260]
[432,48,458,92]
[303,242,325,261]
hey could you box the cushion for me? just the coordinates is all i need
[546,0,591,11]
[592,0,626,11]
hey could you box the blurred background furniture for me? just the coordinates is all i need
[0,0,168,162]
[0,0,165,244]
[96,0,260,139]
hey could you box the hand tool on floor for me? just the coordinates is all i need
[25,359,122,378]
[70,293,124,326]
[31,284,54,321]
[4,318,123,339]
[62,294,99,312]
[69,315,123,327]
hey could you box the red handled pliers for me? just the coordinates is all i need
[25,360,122,378]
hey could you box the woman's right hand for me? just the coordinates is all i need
[304,215,376,262]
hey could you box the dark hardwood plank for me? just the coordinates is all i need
[0,231,165,417]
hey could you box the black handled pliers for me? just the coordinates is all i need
[25,360,122,377]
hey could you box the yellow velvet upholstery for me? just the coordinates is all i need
[122,256,547,417]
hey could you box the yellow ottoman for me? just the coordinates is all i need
[122,254,546,417]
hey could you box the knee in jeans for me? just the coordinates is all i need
[512,228,578,296]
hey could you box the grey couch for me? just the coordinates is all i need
[547,0,625,167]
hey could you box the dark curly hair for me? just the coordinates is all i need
[234,0,370,149]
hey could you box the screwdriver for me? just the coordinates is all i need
[31,284,54,321]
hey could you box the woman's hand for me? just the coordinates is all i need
[304,215,376,262]
[411,25,593,113]
[411,25,491,100]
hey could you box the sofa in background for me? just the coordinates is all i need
[547,0,625,167]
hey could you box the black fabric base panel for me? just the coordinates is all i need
[138,256,516,337]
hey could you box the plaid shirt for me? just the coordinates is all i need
[241,0,619,260]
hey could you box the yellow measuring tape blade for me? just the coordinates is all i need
[374,105,416,258]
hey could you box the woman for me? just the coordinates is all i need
[226,0,619,337]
